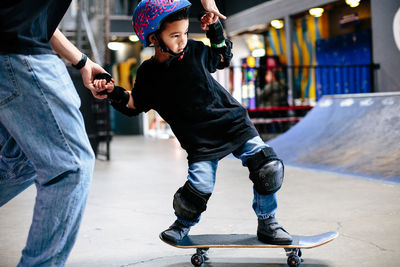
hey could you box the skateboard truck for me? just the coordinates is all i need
[191,247,303,267]
[191,248,209,266]
[285,248,303,267]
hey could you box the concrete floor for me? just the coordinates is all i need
[1,136,399,267]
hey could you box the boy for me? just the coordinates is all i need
[94,0,292,245]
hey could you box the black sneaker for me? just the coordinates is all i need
[160,220,191,244]
[257,217,293,245]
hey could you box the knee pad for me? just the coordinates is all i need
[173,181,211,222]
[246,147,284,195]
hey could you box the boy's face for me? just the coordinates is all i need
[159,19,189,54]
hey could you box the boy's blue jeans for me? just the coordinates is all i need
[178,136,278,226]
[0,54,95,266]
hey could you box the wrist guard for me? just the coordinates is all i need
[94,73,112,83]
[111,100,141,117]
[206,19,225,46]
[109,87,141,117]
[92,73,129,105]
[93,73,139,116]
[215,39,233,69]
[107,86,130,106]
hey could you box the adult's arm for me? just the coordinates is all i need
[200,0,226,22]
[50,28,108,99]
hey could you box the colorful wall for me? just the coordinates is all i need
[265,15,329,102]
[266,27,287,65]
[292,15,329,101]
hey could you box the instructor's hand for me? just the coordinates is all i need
[201,0,226,22]
[80,58,109,99]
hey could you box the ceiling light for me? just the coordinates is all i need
[107,42,124,51]
[309,8,324,18]
[270,20,284,29]
[251,48,266,58]
[346,0,361,8]
[129,35,139,42]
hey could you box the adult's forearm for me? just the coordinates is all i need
[50,28,109,99]
[200,0,226,20]
[50,28,83,65]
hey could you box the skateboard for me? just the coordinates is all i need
[160,231,338,267]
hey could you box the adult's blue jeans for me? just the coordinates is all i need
[0,54,95,266]
[178,136,278,226]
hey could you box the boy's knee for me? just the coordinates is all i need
[173,181,211,222]
[246,147,284,195]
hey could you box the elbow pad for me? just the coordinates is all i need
[215,39,233,69]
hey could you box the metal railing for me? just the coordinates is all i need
[109,0,137,16]
[240,63,380,107]
[81,11,102,65]
[288,64,380,102]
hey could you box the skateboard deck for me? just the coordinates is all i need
[160,231,338,267]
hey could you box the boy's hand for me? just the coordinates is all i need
[200,12,216,31]
[93,73,115,97]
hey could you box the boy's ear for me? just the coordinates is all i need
[149,33,158,45]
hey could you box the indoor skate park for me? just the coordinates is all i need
[1,0,400,266]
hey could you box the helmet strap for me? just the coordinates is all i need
[155,31,184,58]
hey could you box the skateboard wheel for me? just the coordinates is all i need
[191,254,204,266]
[287,254,301,267]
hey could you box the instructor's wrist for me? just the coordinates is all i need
[72,54,87,70]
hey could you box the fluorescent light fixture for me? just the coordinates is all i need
[346,0,361,8]
[309,7,324,17]
[270,19,284,29]
[251,48,266,58]
[107,42,124,51]
[129,35,139,42]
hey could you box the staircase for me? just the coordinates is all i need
[60,1,112,160]
[59,1,105,66]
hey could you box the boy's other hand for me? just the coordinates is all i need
[200,12,216,31]
[201,0,226,21]
[93,73,115,98]
[79,58,111,99]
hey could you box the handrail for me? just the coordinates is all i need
[81,10,103,66]
[247,105,313,112]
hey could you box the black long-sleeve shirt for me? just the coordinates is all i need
[128,40,258,162]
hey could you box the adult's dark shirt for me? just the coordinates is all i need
[0,0,71,54]
[131,39,258,162]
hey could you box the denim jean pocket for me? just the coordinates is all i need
[0,56,20,107]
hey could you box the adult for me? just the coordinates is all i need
[0,0,225,266]
[0,1,102,266]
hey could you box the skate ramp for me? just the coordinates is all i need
[269,93,400,181]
